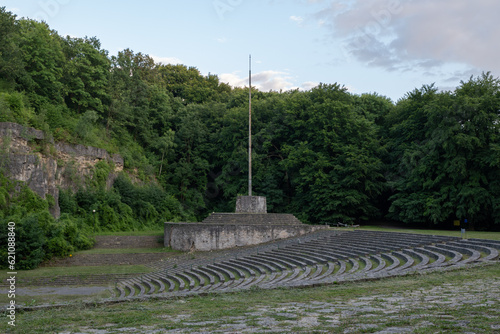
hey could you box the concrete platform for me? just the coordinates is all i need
[164,212,327,251]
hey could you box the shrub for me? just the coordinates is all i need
[0,215,46,270]
[0,172,94,269]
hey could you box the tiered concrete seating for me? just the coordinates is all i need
[111,230,500,299]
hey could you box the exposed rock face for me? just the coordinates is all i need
[0,122,123,218]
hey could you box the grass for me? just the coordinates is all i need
[75,247,180,255]
[0,264,153,306]
[94,230,163,237]
[2,263,498,333]
[15,265,153,278]
[359,225,500,240]
[0,265,153,299]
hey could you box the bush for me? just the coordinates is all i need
[0,172,94,269]
[0,91,34,125]
[59,189,78,214]
[0,215,46,270]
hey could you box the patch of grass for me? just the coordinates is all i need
[6,265,153,281]
[10,288,113,307]
[75,247,180,255]
[359,226,500,241]
[95,230,163,237]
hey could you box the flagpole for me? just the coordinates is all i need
[248,54,252,197]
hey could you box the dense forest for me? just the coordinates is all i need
[1,8,500,268]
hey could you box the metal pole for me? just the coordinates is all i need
[248,54,252,197]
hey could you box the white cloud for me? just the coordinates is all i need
[220,71,247,87]
[151,55,183,65]
[290,15,304,25]
[216,37,228,43]
[221,70,294,91]
[315,0,500,74]
[220,71,318,92]
[254,70,295,91]
[301,81,320,91]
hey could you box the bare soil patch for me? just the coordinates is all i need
[41,235,168,267]
[41,252,172,267]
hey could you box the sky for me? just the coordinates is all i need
[3,0,499,101]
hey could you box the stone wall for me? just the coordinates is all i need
[164,222,327,251]
[0,122,123,218]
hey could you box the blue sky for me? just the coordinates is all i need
[4,0,499,101]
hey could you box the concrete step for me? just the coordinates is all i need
[110,231,500,299]
[202,213,303,225]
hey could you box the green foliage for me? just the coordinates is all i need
[61,36,111,114]
[0,7,24,84]
[91,160,112,189]
[0,172,94,269]
[17,19,65,105]
[0,91,34,124]
[57,172,189,234]
[0,215,46,270]
[158,64,231,104]
[386,74,500,229]
[113,174,189,224]
[75,110,99,142]
[279,84,385,224]
[1,8,500,257]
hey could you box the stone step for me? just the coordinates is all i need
[94,235,163,249]
[381,253,401,272]
[202,213,303,225]
[449,241,499,261]
[391,251,415,272]
[401,249,430,269]
[416,247,448,268]
[466,239,500,250]
[110,231,500,299]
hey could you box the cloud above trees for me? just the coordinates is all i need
[314,0,500,74]
[220,70,300,91]
[220,70,320,92]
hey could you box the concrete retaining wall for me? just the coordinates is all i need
[164,222,327,251]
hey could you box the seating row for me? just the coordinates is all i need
[110,230,500,299]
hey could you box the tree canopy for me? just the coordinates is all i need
[1,7,500,235]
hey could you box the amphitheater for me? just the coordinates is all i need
[109,227,500,300]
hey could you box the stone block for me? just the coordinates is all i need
[235,196,267,213]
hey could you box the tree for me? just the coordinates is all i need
[158,64,231,104]
[165,104,211,215]
[61,36,111,114]
[157,129,176,177]
[75,110,99,142]
[0,7,24,86]
[280,84,385,224]
[17,19,65,105]
[387,74,500,229]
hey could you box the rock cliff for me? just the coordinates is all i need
[0,122,123,218]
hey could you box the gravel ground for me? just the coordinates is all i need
[59,274,500,334]
[10,286,109,296]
